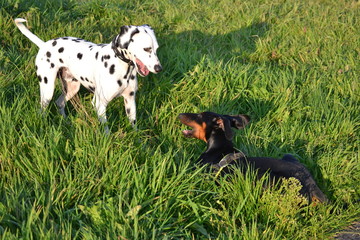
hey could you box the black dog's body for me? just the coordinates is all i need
[179,112,327,203]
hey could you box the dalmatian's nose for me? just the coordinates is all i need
[154,64,162,73]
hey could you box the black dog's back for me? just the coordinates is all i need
[229,155,328,203]
[179,111,328,204]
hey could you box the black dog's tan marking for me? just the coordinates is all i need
[179,111,328,203]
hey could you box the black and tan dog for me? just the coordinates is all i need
[178,111,327,203]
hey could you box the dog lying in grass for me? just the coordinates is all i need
[178,111,328,203]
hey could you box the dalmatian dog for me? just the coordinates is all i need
[14,18,162,131]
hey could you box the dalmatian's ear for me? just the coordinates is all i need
[113,26,140,50]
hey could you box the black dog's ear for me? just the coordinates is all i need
[225,114,250,129]
[215,117,234,140]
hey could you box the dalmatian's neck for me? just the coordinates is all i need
[111,40,134,66]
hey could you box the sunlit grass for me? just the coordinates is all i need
[0,0,359,239]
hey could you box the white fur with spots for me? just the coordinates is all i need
[15,18,162,131]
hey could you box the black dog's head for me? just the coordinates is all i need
[178,112,250,143]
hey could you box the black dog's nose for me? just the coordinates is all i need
[154,64,162,73]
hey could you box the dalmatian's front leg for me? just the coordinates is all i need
[122,88,137,128]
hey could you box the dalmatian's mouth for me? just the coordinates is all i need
[135,58,149,77]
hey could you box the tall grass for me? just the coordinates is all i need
[0,0,359,239]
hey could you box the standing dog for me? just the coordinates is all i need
[15,18,162,130]
[179,111,328,203]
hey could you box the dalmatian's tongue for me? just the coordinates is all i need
[135,59,149,76]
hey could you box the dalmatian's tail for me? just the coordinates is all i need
[15,18,44,48]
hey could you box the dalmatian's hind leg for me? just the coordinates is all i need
[55,67,81,117]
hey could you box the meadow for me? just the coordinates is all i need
[0,0,359,239]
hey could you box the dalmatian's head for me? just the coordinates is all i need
[112,25,162,77]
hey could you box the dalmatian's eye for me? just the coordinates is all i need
[144,47,152,53]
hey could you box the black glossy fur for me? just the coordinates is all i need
[179,112,328,203]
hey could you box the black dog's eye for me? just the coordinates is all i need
[144,47,152,53]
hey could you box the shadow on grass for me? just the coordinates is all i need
[107,22,271,131]
[4,1,273,143]
[158,22,270,82]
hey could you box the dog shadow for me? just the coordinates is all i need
[109,22,270,127]
[6,0,271,134]
[157,22,269,83]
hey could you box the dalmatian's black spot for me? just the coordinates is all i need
[35,65,38,70]
[130,28,140,39]
[15,22,161,129]
[113,38,120,48]
[119,26,129,37]
[132,120,136,125]
[123,65,132,79]
[109,65,115,74]
[122,42,129,49]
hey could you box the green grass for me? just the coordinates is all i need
[0,0,359,239]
